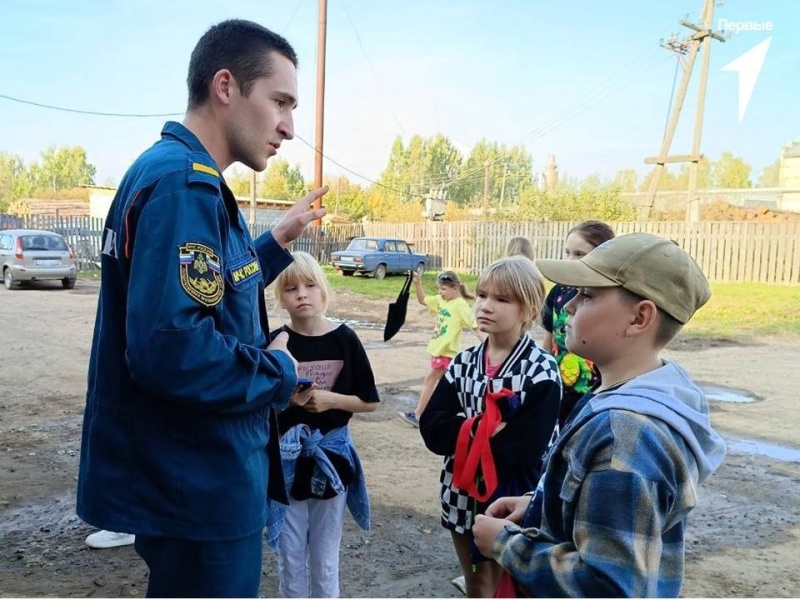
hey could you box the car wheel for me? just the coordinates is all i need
[4,269,14,290]
[62,277,76,290]
[373,264,387,280]
[415,262,425,277]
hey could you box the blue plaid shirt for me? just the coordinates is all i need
[489,361,726,597]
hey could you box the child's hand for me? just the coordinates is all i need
[290,384,315,407]
[485,495,530,523]
[302,389,337,413]
[473,514,513,558]
[411,272,420,284]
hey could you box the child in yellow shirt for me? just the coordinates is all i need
[399,271,484,427]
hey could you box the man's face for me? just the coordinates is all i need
[228,51,297,172]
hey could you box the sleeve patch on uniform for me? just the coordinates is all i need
[229,258,262,287]
[179,242,224,307]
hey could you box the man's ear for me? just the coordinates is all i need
[210,69,235,106]
[628,299,659,336]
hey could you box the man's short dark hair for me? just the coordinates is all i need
[187,19,298,109]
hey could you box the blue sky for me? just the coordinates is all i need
[1,0,797,190]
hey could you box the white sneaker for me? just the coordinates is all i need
[85,530,135,549]
[451,575,467,596]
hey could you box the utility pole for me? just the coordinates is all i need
[500,166,509,206]
[312,0,328,227]
[483,161,491,213]
[249,169,257,229]
[640,0,725,221]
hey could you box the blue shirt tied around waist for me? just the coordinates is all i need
[266,424,370,550]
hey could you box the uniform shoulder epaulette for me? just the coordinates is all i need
[187,152,221,191]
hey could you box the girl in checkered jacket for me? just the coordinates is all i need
[420,256,562,598]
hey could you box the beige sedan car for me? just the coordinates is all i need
[0,229,77,290]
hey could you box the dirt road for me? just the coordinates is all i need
[1,280,799,597]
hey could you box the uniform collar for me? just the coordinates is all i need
[161,121,211,155]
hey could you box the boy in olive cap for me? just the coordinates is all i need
[472,233,726,597]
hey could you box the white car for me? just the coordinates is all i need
[0,229,78,290]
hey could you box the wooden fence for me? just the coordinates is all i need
[5,214,798,284]
[322,220,800,285]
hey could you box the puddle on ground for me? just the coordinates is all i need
[364,340,392,349]
[699,382,758,404]
[329,316,382,330]
[726,437,800,463]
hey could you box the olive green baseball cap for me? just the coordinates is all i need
[536,233,711,324]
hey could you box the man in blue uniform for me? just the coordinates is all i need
[76,19,327,597]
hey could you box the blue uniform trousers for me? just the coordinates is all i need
[134,531,263,598]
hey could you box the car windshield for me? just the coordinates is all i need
[347,239,378,251]
[21,235,68,251]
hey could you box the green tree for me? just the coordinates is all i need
[709,151,752,188]
[261,158,306,200]
[517,174,635,222]
[612,168,639,193]
[674,157,712,190]
[0,152,32,211]
[225,166,255,197]
[378,134,464,200]
[32,145,96,192]
[450,140,534,207]
[757,158,781,187]
[376,133,465,218]
[325,174,369,221]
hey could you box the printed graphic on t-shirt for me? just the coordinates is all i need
[298,360,344,391]
[433,308,452,339]
[549,288,598,395]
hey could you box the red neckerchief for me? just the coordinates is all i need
[452,387,514,502]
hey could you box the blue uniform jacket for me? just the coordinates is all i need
[76,122,297,541]
[266,424,371,550]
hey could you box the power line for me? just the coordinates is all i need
[0,90,412,198]
[0,47,674,199]
[415,46,666,189]
[0,93,182,118]
[338,0,406,135]
[422,48,673,190]
[662,54,682,142]
[282,0,306,33]
[294,133,412,199]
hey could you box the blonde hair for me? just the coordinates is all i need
[505,236,534,260]
[438,270,475,300]
[273,251,332,314]
[476,256,546,332]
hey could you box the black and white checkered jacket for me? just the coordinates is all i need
[420,333,562,533]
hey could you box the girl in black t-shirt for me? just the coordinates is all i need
[270,251,379,598]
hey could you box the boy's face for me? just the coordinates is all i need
[563,287,635,364]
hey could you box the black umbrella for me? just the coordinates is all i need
[383,271,413,342]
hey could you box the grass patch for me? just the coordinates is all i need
[321,266,480,299]
[323,267,800,341]
[83,265,800,342]
[682,282,800,340]
[77,269,101,281]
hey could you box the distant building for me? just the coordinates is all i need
[88,189,295,227]
[779,139,800,212]
[10,196,89,218]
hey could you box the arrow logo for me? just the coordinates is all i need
[721,36,772,123]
